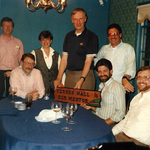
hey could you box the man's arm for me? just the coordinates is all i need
[122,46,136,92]
[54,54,68,89]
[122,74,134,92]
[74,56,94,89]
[34,70,45,99]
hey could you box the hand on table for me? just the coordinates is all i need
[27,90,39,101]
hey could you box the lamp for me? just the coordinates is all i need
[25,0,67,13]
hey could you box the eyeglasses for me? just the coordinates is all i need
[136,76,150,80]
[3,25,13,28]
[23,61,35,67]
[108,32,119,37]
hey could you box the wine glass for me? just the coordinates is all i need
[51,102,62,124]
[61,107,73,131]
[9,87,17,103]
[67,103,78,124]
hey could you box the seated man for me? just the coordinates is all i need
[112,66,150,147]
[82,58,125,127]
[10,53,45,100]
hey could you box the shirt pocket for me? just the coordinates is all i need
[12,45,20,56]
[102,91,114,105]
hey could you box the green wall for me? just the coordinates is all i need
[109,0,150,49]
[109,0,150,97]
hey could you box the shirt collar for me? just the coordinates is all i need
[1,34,13,41]
[21,66,32,76]
[109,40,123,49]
[41,47,54,58]
[99,77,113,91]
[74,27,87,37]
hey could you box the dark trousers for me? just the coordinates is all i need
[0,70,10,100]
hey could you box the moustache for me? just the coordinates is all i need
[99,75,108,78]
[26,68,32,70]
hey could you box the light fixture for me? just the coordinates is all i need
[99,0,107,6]
[25,0,67,13]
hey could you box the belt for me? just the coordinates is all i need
[123,132,131,139]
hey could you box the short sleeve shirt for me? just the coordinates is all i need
[63,28,98,71]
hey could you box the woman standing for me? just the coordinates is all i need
[31,30,64,94]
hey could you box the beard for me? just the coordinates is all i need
[137,82,150,92]
[99,75,110,82]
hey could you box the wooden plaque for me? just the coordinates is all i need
[54,87,101,107]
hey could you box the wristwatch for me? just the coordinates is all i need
[122,76,129,81]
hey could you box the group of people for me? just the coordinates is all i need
[0,7,150,147]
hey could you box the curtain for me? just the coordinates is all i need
[137,4,150,23]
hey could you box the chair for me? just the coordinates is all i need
[4,74,10,97]
[125,91,130,114]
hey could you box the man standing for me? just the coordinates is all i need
[10,53,45,100]
[95,23,136,92]
[54,8,98,90]
[112,66,150,147]
[0,17,24,99]
[82,58,125,127]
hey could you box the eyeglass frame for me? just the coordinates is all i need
[108,32,120,37]
[23,61,35,67]
[135,76,150,80]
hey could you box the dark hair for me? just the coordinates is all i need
[21,53,35,62]
[1,17,14,28]
[107,23,122,34]
[95,58,112,71]
[136,66,150,77]
[38,30,53,41]
[71,8,87,18]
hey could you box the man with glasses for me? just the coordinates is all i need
[10,53,45,100]
[0,17,24,99]
[112,66,150,147]
[94,23,136,93]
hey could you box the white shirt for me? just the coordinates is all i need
[96,78,125,122]
[112,91,150,145]
[10,66,45,99]
[31,47,66,84]
[94,41,136,83]
[31,47,61,70]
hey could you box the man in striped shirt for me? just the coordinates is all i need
[82,58,125,127]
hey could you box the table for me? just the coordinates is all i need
[0,96,115,150]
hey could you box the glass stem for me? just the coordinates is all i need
[66,118,68,128]
[55,112,57,121]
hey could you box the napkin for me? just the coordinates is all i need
[35,109,63,122]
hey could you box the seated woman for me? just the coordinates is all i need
[31,30,65,94]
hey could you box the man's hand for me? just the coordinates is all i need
[81,104,96,112]
[122,78,134,92]
[54,79,61,89]
[27,90,39,101]
[74,78,84,89]
[4,71,11,77]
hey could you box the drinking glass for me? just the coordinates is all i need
[67,103,78,124]
[44,88,50,100]
[61,107,73,131]
[9,87,17,103]
[51,102,62,124]
[25,95,32,109]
